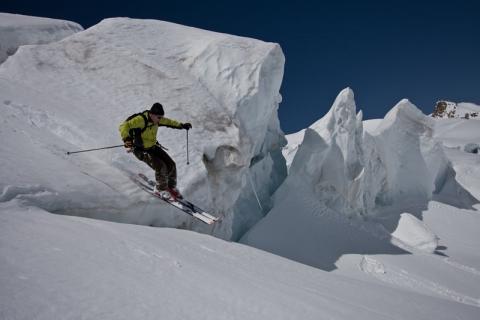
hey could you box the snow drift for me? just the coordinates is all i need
[0,13,83,64]
[0,17,286,239]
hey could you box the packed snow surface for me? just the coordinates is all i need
[2,203,479,320]
[1,14,480,319]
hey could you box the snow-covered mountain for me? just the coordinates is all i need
[1,14,480,319]
[0,13,83,64]
[432,100,479,119]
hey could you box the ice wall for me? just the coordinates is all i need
[373,100,450,205]
[275,89,454,218]
[0,17,286,239]
[242,88,462,264]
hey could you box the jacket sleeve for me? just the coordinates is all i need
[119,115,147,141]
[158,117,183,129]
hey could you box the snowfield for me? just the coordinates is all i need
[1,13,480,319]
[2,203,479,320]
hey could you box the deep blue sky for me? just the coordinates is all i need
[2,0,479,133]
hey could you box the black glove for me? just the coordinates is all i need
[181,123,192,130]
[123,138,133,148]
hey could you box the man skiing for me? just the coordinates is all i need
[119,102,192,200]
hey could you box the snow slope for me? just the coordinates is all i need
[0,17,286,239]
[0,13,83,64]
[1,202,479,320]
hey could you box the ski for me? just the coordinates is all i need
[131,174,220,224]
[132,177,214,225]
[137,173,221,222]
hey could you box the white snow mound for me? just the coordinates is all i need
[0,12,83,64]
[3,203,478,320]
[392,213,439,253]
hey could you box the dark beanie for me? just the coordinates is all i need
[150,102,164,116]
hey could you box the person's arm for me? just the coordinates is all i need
[159,117,184,129]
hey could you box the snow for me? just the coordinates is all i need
[0,16,286,239]
[432,100,480,119]
[281,128,305,170]
[242,89,480,312]
[391,213,439,253]
[1,13,480,319]
[2,202,479,320]
[0,13,83,64]
[250,89,458,226]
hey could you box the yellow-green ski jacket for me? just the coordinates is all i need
[119,110,182,149]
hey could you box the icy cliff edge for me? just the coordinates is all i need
[0,17,286,239]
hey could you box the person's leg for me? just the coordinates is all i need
[134,148,169,190]
[155,147,177,189]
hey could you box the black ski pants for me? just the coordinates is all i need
[134,145,176,190]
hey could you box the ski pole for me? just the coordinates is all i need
[66,144,124,155]
[186,129,190,165]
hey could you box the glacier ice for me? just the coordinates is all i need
[242,88,472,268]
[0,17,286,239]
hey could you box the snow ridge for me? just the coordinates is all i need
[0,13,83,64]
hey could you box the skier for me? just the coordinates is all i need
[119,102,192,200]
